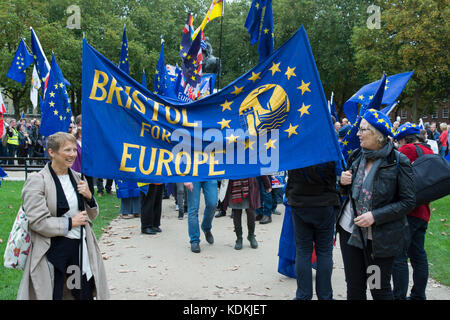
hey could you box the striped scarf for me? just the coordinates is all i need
[231,179,249,204]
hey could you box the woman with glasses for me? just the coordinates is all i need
[337,109,415,300]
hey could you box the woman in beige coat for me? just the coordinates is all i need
[17,132,109,300]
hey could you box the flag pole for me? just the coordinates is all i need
[217,1,225,90]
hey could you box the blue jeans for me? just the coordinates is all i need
[291,206,335,300]
[392,216,429,300]
[440,146,447,157]
[256,177,272,216]
[186,180,218,243]
[271,188,284,212]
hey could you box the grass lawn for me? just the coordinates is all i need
[0,180,121,300]
[426,196,450,286]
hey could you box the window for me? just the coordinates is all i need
[442,108,449,119]
[401,109,408,119]
[432,111,438,119]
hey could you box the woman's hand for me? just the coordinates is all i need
[184,182,193,192]
[340,170,353,186]
[72,211,88,227]
[354,211,375,227]
[266,187,272,193]
[77,180,92,200]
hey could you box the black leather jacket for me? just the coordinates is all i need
[337,148,416,258]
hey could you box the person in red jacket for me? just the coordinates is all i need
[392,122,433,300]
[439,122,448,156]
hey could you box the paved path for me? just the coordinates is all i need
[5,170,449,300]
[98,195,450,300]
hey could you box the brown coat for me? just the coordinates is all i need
[222,176,272,210]
[17,164,109,300]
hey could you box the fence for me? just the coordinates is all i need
[0,157,49,180]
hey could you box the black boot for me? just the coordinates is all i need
[247,211,258,248]
[233,210,243,250]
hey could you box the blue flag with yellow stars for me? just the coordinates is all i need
[40,53,72,137]
[154,41,166,95]
[182,33,202,88]
[257,0,274,63]
[340,74,387,161]
[245,0,266,45]
[30,27,51,83]
[180,12,194,60]
[343,71,414,124]
[119,26,129,74]
[6,38,34,85]
[81,25,343,182]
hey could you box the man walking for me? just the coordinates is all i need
[286,162,340,300]
[184,180,218,253]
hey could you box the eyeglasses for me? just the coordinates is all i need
[358,127,370,133]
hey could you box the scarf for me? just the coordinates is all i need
[48,162,84,217]
[348,141,393,249]
[231,179,249,204]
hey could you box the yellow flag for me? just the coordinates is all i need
[193,0,223,39]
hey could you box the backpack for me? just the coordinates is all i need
[3,206,31,270]
[411,144,450,206]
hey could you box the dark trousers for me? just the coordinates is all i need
[291,206,335,300]
[141,184,164,230]
[232,208,255,236]
[97,178,113,193]
[338,226,395,300]
[48,237,94,300]
[7,144,18,164]
[392,216,429,300]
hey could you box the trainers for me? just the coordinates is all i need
[175,204,179,211]
[191,242,201,253]
[204,231,214,244]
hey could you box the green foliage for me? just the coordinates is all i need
[351,0,450,121]
[0,0,447,121]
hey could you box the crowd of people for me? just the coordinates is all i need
[1,117,44,165]
[7,109,449,300]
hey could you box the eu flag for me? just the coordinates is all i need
[180,12,194,60]
[81,25,343,182]
[40,53,72,137]
[343,71,414,124]
[340,74,386,161]
[257,0,274,63]
[119,25,129,74]
[153,41,166,95]
[182,33,202,88]
[6,38,34,85]
[30,27,51,83]
[245,0,266,45]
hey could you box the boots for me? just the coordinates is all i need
[247,214,258,249]
[233,210,243,250]
[234,228,243,250]
[247,233,258,249]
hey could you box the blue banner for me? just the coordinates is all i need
[81,26,342,182]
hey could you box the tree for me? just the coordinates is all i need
[351,0,449,122]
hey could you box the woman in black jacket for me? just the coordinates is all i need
[337,109,415,300]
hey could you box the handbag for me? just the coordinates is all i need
[3,206,31,270]
[412,144,450,206]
